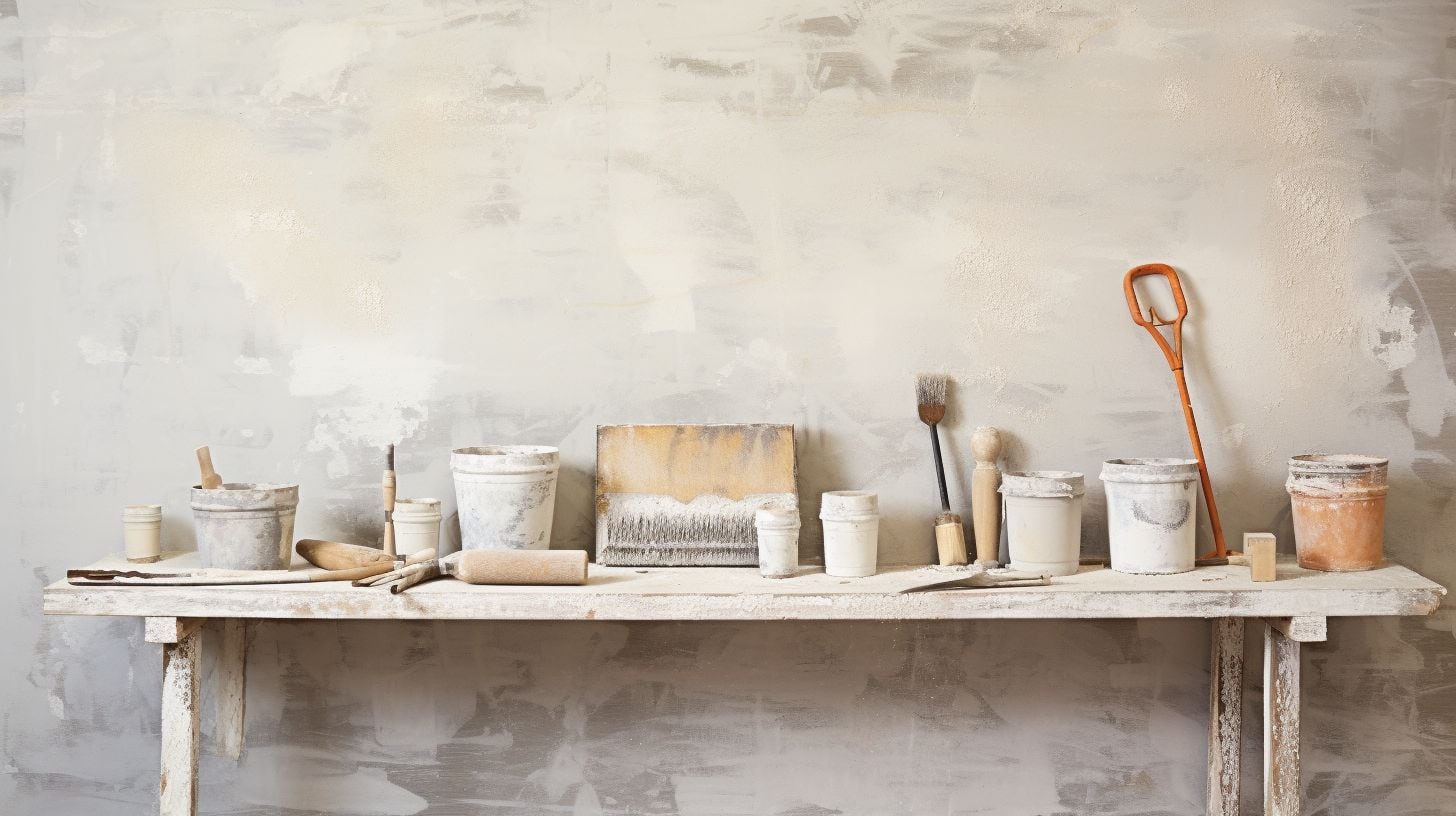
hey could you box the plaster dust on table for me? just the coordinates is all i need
[5,0,1456,814]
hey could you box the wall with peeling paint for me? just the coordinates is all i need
[3,0,1455,813]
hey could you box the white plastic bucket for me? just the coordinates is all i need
[191,483,292,570]
[820,491,879,578]
[394,498,442,557]
[1000,471,1084,577]
[451,446,560,550]
[755,506,801,578]
[123,504,162,564]
[1101,459,1199,574]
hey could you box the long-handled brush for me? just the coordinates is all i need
[916,374,968,565]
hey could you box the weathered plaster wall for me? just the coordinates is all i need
[3,0,1455,813]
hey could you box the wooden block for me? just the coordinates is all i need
[1263,616,1327,643]
[595,424,798,566]
[146,617,202,644]
[1245,533,1276,582]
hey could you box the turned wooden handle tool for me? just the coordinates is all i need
[1123,263,1230,559]
[970,427,1003,567]
[195,446,223,489]
[382,444,397,557]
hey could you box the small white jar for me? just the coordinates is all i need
[122,504,163,563]
[755,506,801,578]
[820,491,880,577]
[393,498,442,556]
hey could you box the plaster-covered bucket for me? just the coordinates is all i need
[820,491,879,578]
[394,498,442,557]
[1101,459,1198,575]
[191,483,290,570]
[273,484,299,564]
[755,505,800,578]
[451,446,559,550]
[1287,454,1388,572]
[1001,471,1084,577]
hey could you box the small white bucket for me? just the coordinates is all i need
[1101,459,1199,574]
[394,498,442,556]
[451,446,560,550]
[122,504,162,564]
[1001,471,1084,577]
[755,506,801,578]
[820,491,879,578]
[191,483,292,570]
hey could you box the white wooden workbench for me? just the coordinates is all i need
[43,556,1445,816]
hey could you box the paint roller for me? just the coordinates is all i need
[355,549,589,593]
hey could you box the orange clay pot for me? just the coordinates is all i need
[1286,454,1388,572]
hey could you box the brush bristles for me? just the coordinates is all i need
[387,443,395,469]
[915,373,947,407]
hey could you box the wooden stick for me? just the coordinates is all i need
[68,558,426,586]
[195,446,222,489]
[383,444,397,557]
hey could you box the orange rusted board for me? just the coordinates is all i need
[595,424,798,566]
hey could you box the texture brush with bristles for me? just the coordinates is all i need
[916,373,948,424]
[916,372,968,565]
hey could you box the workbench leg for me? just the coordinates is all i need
[1263,623,1301,816]
[1207,618,1243,816]
[212,619,247,760]
[148,617,202,816]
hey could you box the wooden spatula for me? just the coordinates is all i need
[195,446,223,489]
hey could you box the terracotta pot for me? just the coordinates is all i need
[1287,454,1388,571]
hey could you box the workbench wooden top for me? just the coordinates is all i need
[42,553,1445,622]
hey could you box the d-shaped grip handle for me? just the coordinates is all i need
[1123,263,1187,371]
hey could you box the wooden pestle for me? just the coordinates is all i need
[971,426,1003,567]
[195,446,223,489]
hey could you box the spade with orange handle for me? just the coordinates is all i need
[1122,263,1231,562]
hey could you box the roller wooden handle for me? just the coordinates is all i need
[934,513,968,566]
[971,426,1003,565]
[196,446,222,489]
[445,550,589,586]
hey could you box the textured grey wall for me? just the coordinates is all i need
[4,0,1455,813]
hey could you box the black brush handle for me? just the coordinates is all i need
[929,424,950,512]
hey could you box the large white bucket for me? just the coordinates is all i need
[1001,471,1084,577]
[451,446,560,550]
[1101,458,1199,574]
